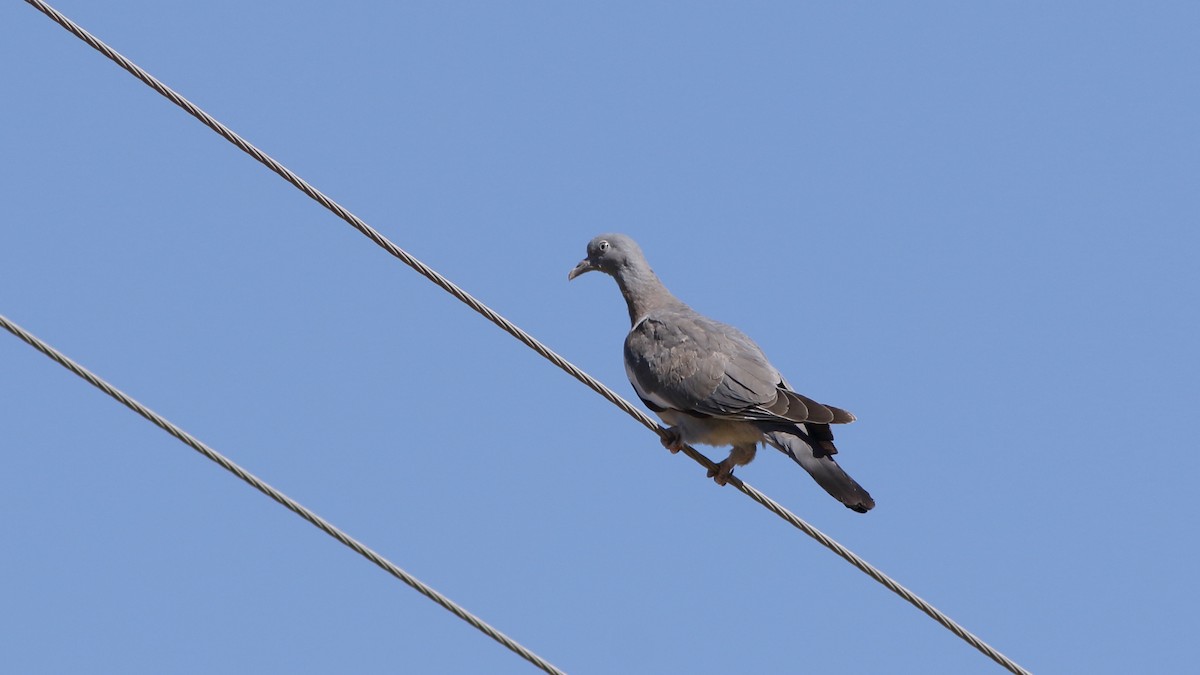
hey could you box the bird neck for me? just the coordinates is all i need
[616,264,681,326]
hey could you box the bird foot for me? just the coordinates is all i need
[660,427,685,454]
[706,461,734,486]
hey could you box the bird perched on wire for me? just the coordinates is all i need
[569,233,874,513]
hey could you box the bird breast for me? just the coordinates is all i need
[656,409,765,448]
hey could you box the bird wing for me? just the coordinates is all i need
[623,309,841,424]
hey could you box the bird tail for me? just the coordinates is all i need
[763,426,875,513]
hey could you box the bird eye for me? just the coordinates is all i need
[598,240,610,252]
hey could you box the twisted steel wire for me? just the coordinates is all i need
[0,313,567,675]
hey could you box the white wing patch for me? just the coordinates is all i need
[625,357,675,410]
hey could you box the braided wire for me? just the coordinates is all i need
[20,2,1030,673]
[0,314,566,675]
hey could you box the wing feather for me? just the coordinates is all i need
[625,312,853,426]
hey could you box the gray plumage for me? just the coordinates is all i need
[569,233,874,513]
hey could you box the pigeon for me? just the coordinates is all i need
[569,233,874,513]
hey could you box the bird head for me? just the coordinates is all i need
[568,233,644,281]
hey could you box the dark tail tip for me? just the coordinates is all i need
[846,496,874,514]
[805,455,875,513]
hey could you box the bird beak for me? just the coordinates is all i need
[568,258,596,281]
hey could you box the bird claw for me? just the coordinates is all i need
[660,429,737,485]
[660,427,685,454]
[707,461,734,486]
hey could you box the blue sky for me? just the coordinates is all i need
[2,2,1197,673]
